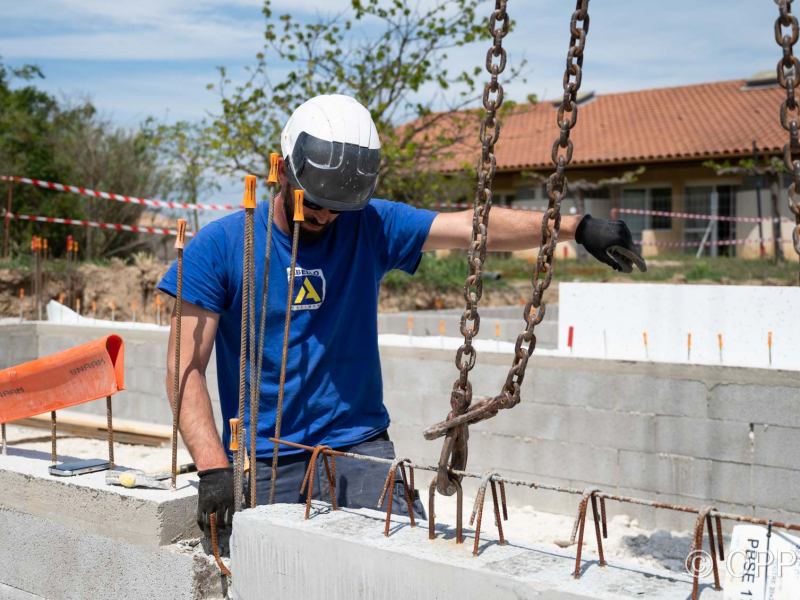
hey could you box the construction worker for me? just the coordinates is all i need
[158,94,645,539]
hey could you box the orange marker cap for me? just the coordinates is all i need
[43,238,48,250]
[718,334,723,348]
[687,333,692,347]
[229,418,240,451]
[132,301,136,311]
[174,219,187,250]
[155,293,162,307]
[768,331,773,346]
[76,299,81,310]
[408,316,413,329]
[73,240,78,253]
[267,153,280,185]
[243,175,257,209]
[440,320,445,334]
[92,301,97,311]
[496,323,500,337]
[67,235,73,252]
[110,300,116,310]
[293,190,305,222]
[19,288,24,299]
[643,332,648,345]
[58,293,64,303]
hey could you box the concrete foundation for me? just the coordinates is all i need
[0,451,224,599]
[231,503,721,600]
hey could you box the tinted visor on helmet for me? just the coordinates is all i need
[286,131,380,212]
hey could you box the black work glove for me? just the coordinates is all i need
[196,467,234,537]
[575,214,647,274]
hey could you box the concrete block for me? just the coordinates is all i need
[484,401,572,441]
[655,416,752,464]
[383,389,427,426]
[709,382,800,428]
[0,452,199,547]
[528,368,619,411]
[533,439,618,487]
[0,509,223,600]
[231,503,719,600]
[752,465,800,512]
[614,376,708,419]
[618,451,712,500]
[753,423,800,471]
[134,339,169,370]
[570,408,656,452]
[708,460,752,506]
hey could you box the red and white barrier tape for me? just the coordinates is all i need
[3,212,195,237]
[635,237,785,248]
[612,207,792,224]
[426,202,549,211]
[0,175,238,211]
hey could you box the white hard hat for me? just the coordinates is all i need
[281,94,381,211]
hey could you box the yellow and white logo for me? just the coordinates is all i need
[289,267,325,310]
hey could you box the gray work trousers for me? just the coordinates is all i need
[248,433,426,520]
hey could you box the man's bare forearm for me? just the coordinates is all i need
[423,207,583,252]
[166,304,229,471]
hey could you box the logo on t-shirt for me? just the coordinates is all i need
[289,267,325,310]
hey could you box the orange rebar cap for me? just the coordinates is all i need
[174,219,187,250]
[243,175,257,209]
[229,418,240,451]
[19,288,24,299]
[293,190,305,222]
[267,153,280,185]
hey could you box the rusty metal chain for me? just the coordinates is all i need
[435,0,511,497]
[774,0,800,282]
[501,0,590,405]
[424,0,592,459]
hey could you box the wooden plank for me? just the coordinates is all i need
[14,410,172,447]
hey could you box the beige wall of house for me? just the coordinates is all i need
[484,157,798,262]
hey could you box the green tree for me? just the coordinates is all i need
[0,58,174,260]
[141,119,220,233]
[203,0,525,205]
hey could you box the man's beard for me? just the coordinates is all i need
[282,185,333,243]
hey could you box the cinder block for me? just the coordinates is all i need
[385,389,429,426]
[618,451,712,500]
[484,401,571,441]
[380,355,453,394]
[570,408,656,452]
[753,423,800,471]
[533,439,618,487]
[465,430,536,476]
[709,382,800,428]
[709,460,753,506]
[232,504,707,600]
[655,416,752,464]
[752,465,800,512]
[527,368,618,411]
[134,340,169,370]
[614,375,708,418]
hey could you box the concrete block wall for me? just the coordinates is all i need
[2,323,223,428]
[0,453,223,599]
[380,345,800,533]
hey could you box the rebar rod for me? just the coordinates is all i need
[171,220,186,491]
[269,190,304,505]
[269,437,800,534]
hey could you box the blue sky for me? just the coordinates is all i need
[0,0,783,216]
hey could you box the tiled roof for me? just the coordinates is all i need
[426,79,787,172]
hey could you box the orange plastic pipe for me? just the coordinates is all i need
[0,335,125,424]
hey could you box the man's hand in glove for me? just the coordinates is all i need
[575,214,647,274]
[196,467,234,537]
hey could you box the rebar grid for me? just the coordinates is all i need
[270,434,799,598]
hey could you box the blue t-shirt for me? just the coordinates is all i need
[158,198,437,458]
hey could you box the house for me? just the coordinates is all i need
[427,73,798,260]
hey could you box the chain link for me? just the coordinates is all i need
[436,0,510,497]
[499,0,590,407]
[774,0,800,279]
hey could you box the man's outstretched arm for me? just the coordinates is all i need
[166,300,229,471]
[422,208,646,273]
